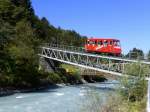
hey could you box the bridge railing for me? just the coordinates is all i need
[43,43,85,53]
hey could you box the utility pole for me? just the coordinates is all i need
[147,80,150,112]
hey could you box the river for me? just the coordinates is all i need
[0,80,119,112]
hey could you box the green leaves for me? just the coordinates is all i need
[120,63,148,102]
[126,48,144,60]
[124,63,149,77]
[0,19,15,48]
[0,0,15,22]
[0,0,87,88]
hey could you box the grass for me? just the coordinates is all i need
[80,91,147,112]
[60,64,79,74]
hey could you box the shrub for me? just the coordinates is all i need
[46,72,62,84]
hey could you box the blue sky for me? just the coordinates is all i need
[31,0,150,54]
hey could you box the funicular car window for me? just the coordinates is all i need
[110,41,113,45]
[98,41,102,45]
[117,41,121,46]
[89,41,95,44]
[104,40,108,47]
[113,40,120,46]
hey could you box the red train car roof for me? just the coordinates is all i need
[87,38,120,41]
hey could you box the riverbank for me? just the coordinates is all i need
[0,86,51,97]
[0,77,106,97]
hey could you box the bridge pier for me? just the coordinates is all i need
[39,57,58,72]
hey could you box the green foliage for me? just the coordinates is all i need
[124,63,149,77]
[0,19,15,48]
[0,0,15,23]
[126,48,144,60]
[120,63,148,102]
[60,64,78,73]
[73,71,82,81]
[59,64,82,84]
[82,94,146,112]
[120,78,147,102]
[46,72,62,84]
[0,0,86,88]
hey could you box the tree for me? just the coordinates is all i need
[34,17,55,41]
[11,0,34,16]
[0,19,15,84]
[6,21,40,87]
[126,48,144,60]
[0,0,87,88]
[0,19,15,48]
[0,0,15,24]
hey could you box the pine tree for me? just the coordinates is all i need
[0,19,15,48]
[0,0,15,24]
[11,0,34,13]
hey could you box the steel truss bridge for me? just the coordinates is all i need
[39,44,150,77]
[39,44,150,111]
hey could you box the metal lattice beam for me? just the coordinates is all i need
[39,46,150,79]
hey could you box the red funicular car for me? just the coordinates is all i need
[85,38,122,56]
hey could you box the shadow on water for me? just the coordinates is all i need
[0,84,63,97]
[21,84,63,94]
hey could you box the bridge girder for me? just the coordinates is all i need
[39,46,150,79]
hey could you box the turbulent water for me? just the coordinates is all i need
[0,80,119,112]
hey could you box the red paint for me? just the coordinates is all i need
[85,38,122,55]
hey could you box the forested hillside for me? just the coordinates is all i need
[0,0,86,88]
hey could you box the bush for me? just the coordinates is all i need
[124,63,149,77]
[46,72,62,84]
[120,62,148,102]
[59,64,82,84]
[81,91,146,112]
